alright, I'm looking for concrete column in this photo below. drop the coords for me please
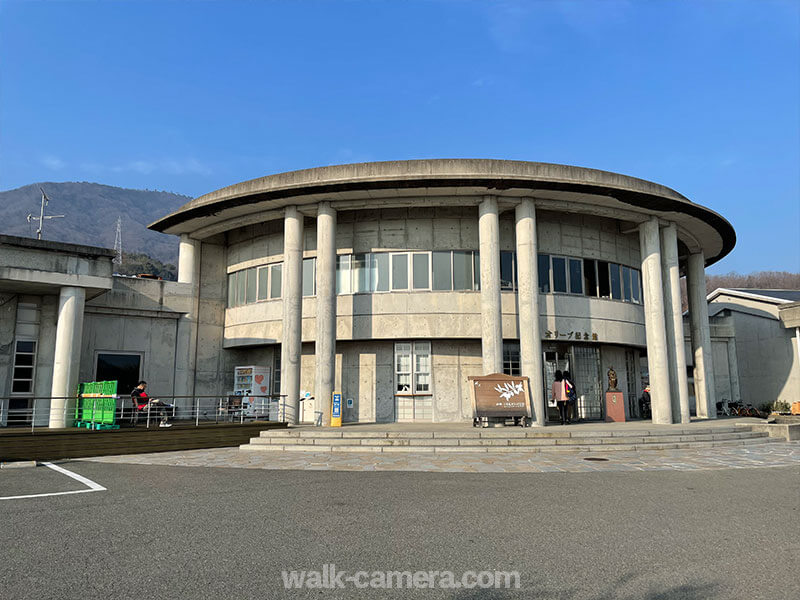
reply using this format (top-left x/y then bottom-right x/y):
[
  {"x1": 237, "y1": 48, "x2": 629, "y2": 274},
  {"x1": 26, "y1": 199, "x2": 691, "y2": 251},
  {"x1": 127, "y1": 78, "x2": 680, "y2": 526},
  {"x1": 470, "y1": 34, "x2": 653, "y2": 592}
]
[
  {"x1": 315, "y1": 202, "x2": 337, "y2": 426},
  {"x1": 49, "y1": 286, "x2": 86, "y2": 428},
  {"x1": 687, "y1": 251, "x2": 716, "y2": 418},
  {"x1": 727, "y1": 337, "x2": 741, "y2": 405},
  {"x1": 178, "y1": 234, "x2": 201, "y2": 284},
  {"x1": 478, "y1": 196, "x2": 503, "y2": 374},
  {"x1": 638, "y1": 217, "x2": 673, "y2": 425},
  {"x1": 660, "y1": 223, "x2": 690, "y2": 423},
  {"x1": 515, "y1": 199, "x2": 545, "y2": 426},
  {"x1": 280, "y1": 206, "x2": 304, "y2": 424}
]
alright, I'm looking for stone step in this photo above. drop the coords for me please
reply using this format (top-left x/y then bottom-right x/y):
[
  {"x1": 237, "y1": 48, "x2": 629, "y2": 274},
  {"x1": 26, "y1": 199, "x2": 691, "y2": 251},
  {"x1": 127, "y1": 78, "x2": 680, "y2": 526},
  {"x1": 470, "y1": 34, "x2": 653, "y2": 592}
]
[
  {"x1": 240, "y1": 436, "x2": 778, "y2": 454},
  {"x1": 258, "y1": 425, "x2": 747, "y2": 440},
  {"x1": 250, "y1": 430, "x2": 765, "y2": 447}
]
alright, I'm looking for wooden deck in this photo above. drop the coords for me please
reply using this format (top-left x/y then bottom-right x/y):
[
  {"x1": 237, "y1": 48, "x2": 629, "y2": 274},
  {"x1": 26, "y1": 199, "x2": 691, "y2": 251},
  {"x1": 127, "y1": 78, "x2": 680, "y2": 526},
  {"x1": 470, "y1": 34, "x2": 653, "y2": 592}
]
[{"x1": 0, "y1": 421, "x2": 287, "y2": 462}]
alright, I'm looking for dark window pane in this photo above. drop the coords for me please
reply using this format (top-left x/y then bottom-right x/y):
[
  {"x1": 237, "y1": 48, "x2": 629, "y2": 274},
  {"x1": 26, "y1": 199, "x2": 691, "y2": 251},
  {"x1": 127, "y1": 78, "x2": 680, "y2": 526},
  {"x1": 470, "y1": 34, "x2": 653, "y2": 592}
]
[
  {"x1": 13, "y1": 367, "x2": 33, "y2": 380},
  {"x1": 372, "y1": 253, "x2": 389, "y2": 292},
  {"x1": 391, "y1": 254, "x2": 408, "y2": 290},
  {"x1": 12, "y1": 380, "x2": 31, "y2": 393},
  {"x1": 14, "y1": 353, "x2": 34, "y2": 366},
  {"x1": 610, "y1": 263, "x2": 622, "y2": 300},
  {"x1": 236, "y1": 270, "x2": 246, "y2": 306},
  {"x1": 631, "y1": 270, "x2": 641, "y2": 304},
  {"x1": 500, "y1": 252, "x2": 514, "y2": 290},
  {"x1": 552, "y1": 257, "x2": 567, "y2": 293},
  {"x1": 432, "y1": 251, "x2": 452, "y2": 291},
  {"x1": 583, "y1": 259, "x2": 597, "y2": 297},
  {"x1": 452, "y1": 251, "x2": 473, "y2": 290},
  {"x1": 412, "y1": 253, "x2": 429, "y2": 289},
  {"x1": 598, "y1": 261, "x2": 611, "y2": 298},
  {"x1": 622, "y1": 266, "x2": 632, "y2": 302},
  {"x1": 227, "y1": 274, "x2": 235, "y2": 307},
  {"x1": 257, "y1": 267, "x2": 268, "y2": 301},
  {"x1": 246, "y1": 268, "x2": 257, "y2": 304},
  {"x1": 96, "y1": 353, "x2": 141, "y2": 396},
  {"x1": 568, "y1": 259, "x2": 583, "y2": 294},
  {"x1": 270, "y1": 264, "x2": 282, "y2": 298},
  {"x1": 16, "y1": 341, "x2": 35, "y2": 353},
  {"x1": 538, "y1": 254, "x2": 550, "y2": 293},
  {"x1": 473, "y1": 252, "x2": 481, "y2": 290}
]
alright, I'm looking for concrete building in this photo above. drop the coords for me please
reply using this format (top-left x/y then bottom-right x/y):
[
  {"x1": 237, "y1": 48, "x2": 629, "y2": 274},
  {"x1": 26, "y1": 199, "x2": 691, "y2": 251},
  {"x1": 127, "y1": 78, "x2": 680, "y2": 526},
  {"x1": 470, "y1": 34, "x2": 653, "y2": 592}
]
[
  {"x1": 1, "y1": 160, "x2": 741, "y2": 426},
  {"x1": 694, "y1": 288, "x2": 800, "y2": 410}
]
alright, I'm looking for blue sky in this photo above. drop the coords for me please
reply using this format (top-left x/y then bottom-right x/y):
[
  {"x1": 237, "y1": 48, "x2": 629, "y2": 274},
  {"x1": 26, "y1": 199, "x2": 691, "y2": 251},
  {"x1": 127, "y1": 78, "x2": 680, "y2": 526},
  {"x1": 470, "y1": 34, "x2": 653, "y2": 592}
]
[{"x1": 1, "y1": 0, "x2": 798, "y2": 274}]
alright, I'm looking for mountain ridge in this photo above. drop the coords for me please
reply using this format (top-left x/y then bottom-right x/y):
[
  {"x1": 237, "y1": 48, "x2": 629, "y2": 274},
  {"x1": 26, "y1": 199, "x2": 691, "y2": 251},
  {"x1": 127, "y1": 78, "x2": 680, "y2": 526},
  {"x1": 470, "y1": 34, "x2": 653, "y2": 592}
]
[{"x1": 0, "y1": 181, "x2": 191, "y2": 263}]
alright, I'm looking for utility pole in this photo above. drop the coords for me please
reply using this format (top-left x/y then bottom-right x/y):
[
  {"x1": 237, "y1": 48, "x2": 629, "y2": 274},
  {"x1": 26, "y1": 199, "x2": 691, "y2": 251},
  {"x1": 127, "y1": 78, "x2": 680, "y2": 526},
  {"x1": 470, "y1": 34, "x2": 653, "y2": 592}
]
[
  {"x1": 113, "y1": 216, "x2": 123, "y2": 265},
  {"x1": 26, "y1": 187, "x2": 64, "y2": 240}
]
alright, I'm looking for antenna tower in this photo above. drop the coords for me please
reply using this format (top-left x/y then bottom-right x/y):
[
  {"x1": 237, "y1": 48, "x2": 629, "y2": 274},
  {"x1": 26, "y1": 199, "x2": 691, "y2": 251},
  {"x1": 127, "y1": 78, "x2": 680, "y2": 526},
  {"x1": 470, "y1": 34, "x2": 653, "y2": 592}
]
[
  {"x1": 113, "y1": 217, "x2": 123, "y2": 265},
  {"x1": 26, "y1": 187, "x2": 65, "y2": 240}
]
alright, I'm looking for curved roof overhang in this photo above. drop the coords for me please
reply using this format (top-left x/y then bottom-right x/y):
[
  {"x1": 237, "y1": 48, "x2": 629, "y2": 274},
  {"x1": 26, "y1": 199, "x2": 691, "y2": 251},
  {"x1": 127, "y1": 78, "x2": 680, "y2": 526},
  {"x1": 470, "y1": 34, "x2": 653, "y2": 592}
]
[{"x1": 149, "y1": 159, "x2": 735, "y2": 266}]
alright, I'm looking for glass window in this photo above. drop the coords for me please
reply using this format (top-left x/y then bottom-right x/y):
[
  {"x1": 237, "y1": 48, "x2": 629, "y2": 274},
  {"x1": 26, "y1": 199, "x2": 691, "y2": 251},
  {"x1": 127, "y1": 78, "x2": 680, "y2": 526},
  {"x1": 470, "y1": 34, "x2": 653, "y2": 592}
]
[
  {"x1": 227, "y1": 273, "x2": 236, "y2": 307},
  {"x1": 631, "y1": 269, "x2": 641, "y2": 304},
  {"x1": 336, "y1": 255, "x2": 351, "y2": 294},
  {"x1": 598, "y1": 261, "x2": 611, "y2": 298},
  {"x1": 302, "y1": 258, "x2": 315, "y2": 296},
  {"x1": 391, "y1": 253, "x2": 408, "y2": 290},
  {"x1": 473, "y1": 252, "x2": 481, "y2": 290},
  {"x1": 245, "y1": 268, "x2": 257, "y2": 304},
  {"x1": 257, "y1": 267, "x2": 269, "y2": 301},
  {"x1": 568, "y1": 259, "x2": 583, "y2": 295},
  {"x1": 552, "y1": 257, "x2": 567, "y2": 293},
  {"x1": 432, "y1": 251, "x2": 452, "y2": 291},
  {"x1": 610, "y1": 263, "x2": 622, "y2": 300},
  {"x1": 96, "y1": 352, "x2": 141, "y2": 397},
  {"x1": 236, "y1": 270, "x2": 246, "y2": 306},
  {"x1": 414, "y1": 341, "x2": 431, "y2": 393},
  {"x1": 500, "y1": 251, "x2": 514, "y2": 290},
  {"x1": 11, "y1": 340, "x2": 36, "y2": 394},
  {"x1": 352, "y1": 254, "x2": 368, "y2": 293},
  {"x1": 503, "y1": 342, "x2": 521, "y2": 376},
  {"x1": 538, "y1": 254, "x2": 550, "y2": 293},
  {"x1": 371, "y1": 253, "x2": 390, "y2": 292},
  {"x1": 412, "y1": 253, "x2": 429, "y2": 289},
  {"x1": 270, "y1": 264, "x2": 282, "y2": 299},
  {"x1": 395, "y1": 343, "x2": 412, "y2": 393},
  {"x1": 452, "y1": 251, "x2": 474, "y2": 290},
  {"x1": 583, "y1": 259, "x2": 597, "y2": 297},
  {"x1": 622, "y1": 266, "x2": 632, "y2": 302}
]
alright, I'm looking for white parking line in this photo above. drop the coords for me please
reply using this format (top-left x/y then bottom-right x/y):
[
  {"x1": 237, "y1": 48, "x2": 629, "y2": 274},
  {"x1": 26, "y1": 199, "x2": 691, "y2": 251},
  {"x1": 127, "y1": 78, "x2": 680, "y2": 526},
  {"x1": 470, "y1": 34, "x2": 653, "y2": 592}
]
[{"x1": 0, "y1": 462, "x2": 107, "y2": 501}]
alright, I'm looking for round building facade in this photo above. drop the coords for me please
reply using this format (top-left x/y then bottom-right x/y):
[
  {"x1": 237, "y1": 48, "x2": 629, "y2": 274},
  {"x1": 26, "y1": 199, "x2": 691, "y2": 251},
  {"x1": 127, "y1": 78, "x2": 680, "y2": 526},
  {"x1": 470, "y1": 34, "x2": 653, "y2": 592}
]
[{"x1": 151, "y1": 160, "x2": 735, "y2": 426}]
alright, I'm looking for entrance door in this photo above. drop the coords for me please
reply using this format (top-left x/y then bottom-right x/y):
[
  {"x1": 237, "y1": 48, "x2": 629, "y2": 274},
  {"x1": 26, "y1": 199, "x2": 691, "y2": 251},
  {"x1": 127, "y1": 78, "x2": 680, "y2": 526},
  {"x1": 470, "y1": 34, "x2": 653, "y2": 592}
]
[
  {"x1": 572, "y1": 345, "x2": 603, "y2": 420},
  {"x1": 543, "y1": 349, "x2": 570, "y2": 423},
  {"x1": 394, "y1": 342, "x2": 433, "y2": 422}
]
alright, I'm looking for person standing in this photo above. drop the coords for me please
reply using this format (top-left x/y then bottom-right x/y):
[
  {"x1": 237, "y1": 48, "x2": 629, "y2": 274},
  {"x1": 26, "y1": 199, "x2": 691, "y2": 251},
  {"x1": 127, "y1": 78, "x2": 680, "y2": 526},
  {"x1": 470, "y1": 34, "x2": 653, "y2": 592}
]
[
  {"x1": 551, "y1": 370, "x2": 569, "y2": 425},
  {"x1": 131, "y1": 380, "x2": 172, "y2": 427},
  {"x1": 563, "y1": 370, "x2": 577, "y2": 424}
]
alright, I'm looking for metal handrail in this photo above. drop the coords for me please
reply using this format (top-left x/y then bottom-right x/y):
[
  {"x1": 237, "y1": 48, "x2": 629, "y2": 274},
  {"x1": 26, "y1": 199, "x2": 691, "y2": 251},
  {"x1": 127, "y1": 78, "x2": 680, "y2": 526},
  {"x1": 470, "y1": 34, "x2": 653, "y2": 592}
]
[{"x1": 0, "y1": 394, "x2": 292, "y2": 432}]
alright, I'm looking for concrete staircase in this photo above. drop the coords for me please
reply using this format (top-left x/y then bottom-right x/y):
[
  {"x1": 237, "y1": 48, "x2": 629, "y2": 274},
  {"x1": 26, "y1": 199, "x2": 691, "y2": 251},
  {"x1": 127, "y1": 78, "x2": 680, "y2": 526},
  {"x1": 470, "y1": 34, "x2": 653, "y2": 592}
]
[{"x1": 240, "y1": 425, "x2": 775, "y2": 454}]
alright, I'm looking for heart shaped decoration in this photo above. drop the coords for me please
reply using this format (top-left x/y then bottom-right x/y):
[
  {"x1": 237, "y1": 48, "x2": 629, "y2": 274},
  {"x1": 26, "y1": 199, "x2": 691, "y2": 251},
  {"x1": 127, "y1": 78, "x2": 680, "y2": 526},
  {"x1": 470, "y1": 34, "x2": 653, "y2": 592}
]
[
  {"x1": 260, "y1": 386, "x2": 267, "y2": 393},
  {"x1": 254, "y1": 375, "x2": 264, "y2": 384}
]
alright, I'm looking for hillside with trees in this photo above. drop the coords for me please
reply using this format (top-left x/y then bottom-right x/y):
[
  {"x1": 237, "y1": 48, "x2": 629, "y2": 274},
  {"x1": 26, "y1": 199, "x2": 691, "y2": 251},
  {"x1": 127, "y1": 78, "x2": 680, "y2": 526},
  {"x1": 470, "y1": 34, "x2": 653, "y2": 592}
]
[{"x1": 0, "y1": 181, "x2": 189, "y2": 264}]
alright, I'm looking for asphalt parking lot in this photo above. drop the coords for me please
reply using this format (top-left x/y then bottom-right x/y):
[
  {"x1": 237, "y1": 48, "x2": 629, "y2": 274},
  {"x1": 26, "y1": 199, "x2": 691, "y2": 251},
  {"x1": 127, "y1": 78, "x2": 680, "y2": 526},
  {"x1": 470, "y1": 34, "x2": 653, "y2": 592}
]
[{"x1": 1, "y1": 461, "x2": 798, "y2": 599}]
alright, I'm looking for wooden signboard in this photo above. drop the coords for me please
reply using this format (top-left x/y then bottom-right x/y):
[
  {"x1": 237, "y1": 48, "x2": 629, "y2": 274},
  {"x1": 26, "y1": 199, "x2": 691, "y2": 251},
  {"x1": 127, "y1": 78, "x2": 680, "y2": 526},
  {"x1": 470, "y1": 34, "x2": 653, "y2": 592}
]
[{"x1": 468, "y1": 373, "x2": 533, "y2": 419}]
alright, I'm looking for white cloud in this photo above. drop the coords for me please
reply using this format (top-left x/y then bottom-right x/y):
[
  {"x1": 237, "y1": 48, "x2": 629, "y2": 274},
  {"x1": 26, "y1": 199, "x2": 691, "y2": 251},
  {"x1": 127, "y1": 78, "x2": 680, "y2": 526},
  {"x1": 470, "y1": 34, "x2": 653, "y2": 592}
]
[
  {"x1": 80, "y1": 158, "x2": 212, "y2": 177},
  {"x1": 41, "y1": 155, "x2": 65, "y2": 170}
]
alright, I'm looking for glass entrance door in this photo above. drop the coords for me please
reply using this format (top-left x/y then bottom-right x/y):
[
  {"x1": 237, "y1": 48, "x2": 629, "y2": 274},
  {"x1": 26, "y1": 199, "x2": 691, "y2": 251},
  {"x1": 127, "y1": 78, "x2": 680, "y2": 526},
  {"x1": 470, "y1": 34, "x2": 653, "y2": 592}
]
[
  {"x1": 394, "y1": 342, "x2": 433, "y2": 422},
  {"x1": 572, "y1": 345, "x2": 603, "y2": 420},
  {"x1": 543, "y1": 349, "x2": 570, "y2": 423}
]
